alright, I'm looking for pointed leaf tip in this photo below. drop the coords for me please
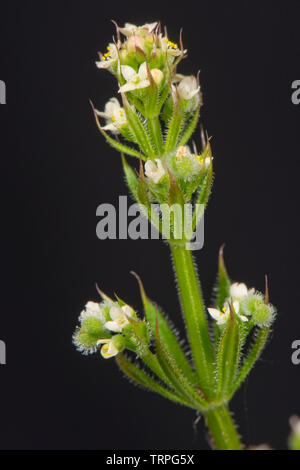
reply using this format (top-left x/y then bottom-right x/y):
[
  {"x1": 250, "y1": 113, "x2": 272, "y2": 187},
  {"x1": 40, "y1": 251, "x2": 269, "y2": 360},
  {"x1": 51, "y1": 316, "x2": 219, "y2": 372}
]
[{"x1": 264, "y1": 275, "x2": 269, "y2": 305}]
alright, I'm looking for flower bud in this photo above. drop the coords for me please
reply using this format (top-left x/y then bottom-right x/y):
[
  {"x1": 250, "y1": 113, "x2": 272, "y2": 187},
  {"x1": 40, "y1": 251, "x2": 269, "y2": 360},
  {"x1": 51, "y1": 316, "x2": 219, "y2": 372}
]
[
  {"x1": 241, "y1": 293, "x2": 276, "y2": 327},
  {"x1": 177, "y1": 76, "x2": 200, "y2": 112},
  {"x1": 127, "y1": 35, "x2": 146, "y2": 54},
  {"x1": 150, "y1": 68, "x2": 164, "y2": 86},
  {"x1": 145, "y1": 159, "x2": 166, "y2": 184}
]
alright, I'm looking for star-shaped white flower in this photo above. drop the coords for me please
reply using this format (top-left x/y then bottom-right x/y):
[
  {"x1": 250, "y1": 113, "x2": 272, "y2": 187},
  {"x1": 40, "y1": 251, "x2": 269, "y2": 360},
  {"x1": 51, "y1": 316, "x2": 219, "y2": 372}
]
[
  {"x1": 104, "y1": 305, "x2": 133, "y2": 333},
  {"x1": 208, "y1": 300, "x2": 248, "y2": 325},
  {"x1": 95, "y1": 98, "x2": 127, "y2": 134},
  {"x1": 97, "y1": 338, "x2": 120, "y2": 358},
  {"x1": 119, "y1": 62, "x2": 151, "y2": 93},
  {"x1": 144, "y1": 159, "x2": 166, "y2": 184},
  {"x1": 96, "y1": 43, "x2": 119, "y2": 70}
]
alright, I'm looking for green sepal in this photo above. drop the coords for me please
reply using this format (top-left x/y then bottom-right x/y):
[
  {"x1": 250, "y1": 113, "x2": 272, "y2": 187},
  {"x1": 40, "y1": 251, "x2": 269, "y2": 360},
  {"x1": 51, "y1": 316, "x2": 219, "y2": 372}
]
[
  {"x1": 132, "y1": 272, "x2": 198, "y2": 387},
  {"x1": 116, "y1": 353, "x2": 195, "y2": 409}
]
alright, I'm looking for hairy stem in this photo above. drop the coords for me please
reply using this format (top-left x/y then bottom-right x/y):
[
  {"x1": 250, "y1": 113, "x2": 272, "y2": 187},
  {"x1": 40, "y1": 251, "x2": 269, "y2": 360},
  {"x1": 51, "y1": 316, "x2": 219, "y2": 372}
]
[
  {"x1": 205, "y1": 405, "x2": 243, "y2": 450},
  {"x1": 170, "y1": 243, "x2": 214, "y2": 396}
]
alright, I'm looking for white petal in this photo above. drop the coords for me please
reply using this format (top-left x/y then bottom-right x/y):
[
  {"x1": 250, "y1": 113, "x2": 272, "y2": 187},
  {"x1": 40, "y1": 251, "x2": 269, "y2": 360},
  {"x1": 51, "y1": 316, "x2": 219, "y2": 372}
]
[
  {"x1": 207, "y1": 308, "x2": 222, "y2": 321},
  {"x1": 104, "y1": 320, "x2": 122, "y2": 333},
  {"x1": 230, "y1": 282, "x2": 248, "y2": 299},
  {"x1": 109, "y1": 306, "x2": 122, "y2": 321},
  {"x1": 233, "y1": 300, "x2": 240, "y2": 314},
  {"x1": 95, "y1": 59, "x2": 114, "y2": 69},
  {"x1": 138, "y1": 62, "x2": 148, "y2": 80},
  {"x1": 119, "y1": 82, "x2": 138, "y2": 93},
  {"x1": 238, "y1": 314, "x2": 249, "y2": 322},
  {"x1": 122, "y1": 305, "x2": 133, "y2": 318},
  {"x1": 121, "y1": 65, "x2": 137, "y2": 82}
]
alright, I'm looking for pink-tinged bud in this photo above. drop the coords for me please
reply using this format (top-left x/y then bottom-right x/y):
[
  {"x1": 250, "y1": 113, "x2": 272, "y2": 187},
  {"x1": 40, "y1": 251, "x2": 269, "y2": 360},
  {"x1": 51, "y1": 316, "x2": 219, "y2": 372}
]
[
  {"x1": 127, "y1": 35, "x2": 146, "y2": 54},
  {"x1": 177, "y1": 76, "x2": 199, "y2": 100},
  {"x1": 150, "y1": 69, "x2": 164, "y2": 86}
]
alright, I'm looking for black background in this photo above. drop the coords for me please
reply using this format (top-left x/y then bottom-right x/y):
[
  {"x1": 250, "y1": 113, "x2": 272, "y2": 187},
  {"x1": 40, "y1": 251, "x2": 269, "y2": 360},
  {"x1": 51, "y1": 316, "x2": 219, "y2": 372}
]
[{"x1": 0, "y1": 0, "x2": 299, "y2": 450}]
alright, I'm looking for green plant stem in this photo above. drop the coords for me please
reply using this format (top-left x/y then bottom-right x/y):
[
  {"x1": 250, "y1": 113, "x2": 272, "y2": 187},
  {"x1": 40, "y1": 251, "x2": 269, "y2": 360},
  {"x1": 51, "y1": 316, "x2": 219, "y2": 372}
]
[
  {"x1": 170, "y1": 243, "x2": 214, "y2": 396},
  {"x1": 205, "y1": 405, "x2": 243, "y2": 450}
]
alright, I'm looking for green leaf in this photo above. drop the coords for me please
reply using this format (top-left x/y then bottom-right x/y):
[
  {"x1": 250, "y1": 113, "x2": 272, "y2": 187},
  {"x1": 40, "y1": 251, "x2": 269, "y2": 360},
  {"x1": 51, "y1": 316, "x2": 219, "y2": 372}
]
[
  {"x1": 154, "y1": 316, "x2": 208, "y2": 411},
  {"x1": 229, "y1": 326, "x2": 270, "y2": 398},
  {"x1": 132, "y1": 272, "x2": 198, "y2": 387},
  {"x1": 146, "y1": 116, "x2": 164, "y2": 155},
  {"x1": 122, "y1": 94, "x2": 155, "y2": 157},
  {"x1": 215, "y1": 245, "x2": 231, "y2": 310},
  {"x1": 177, "y1": 106, "x2": 200, "y2": 147},
  {"x1": 164, "y1": 95, "x2": 183, "y2": 154},
  {"x1": 192, "y1": 146, "x2": 213, "y2": 231},
  {"x1": 121, "y1": 155, "x2": 138, "y2": 198},
  {"x1": 214, "y1": 312, "x2": 242, "y2": 399},
  {"x1": 116, "y1": 353, "x2": 194, "y2": 408}
]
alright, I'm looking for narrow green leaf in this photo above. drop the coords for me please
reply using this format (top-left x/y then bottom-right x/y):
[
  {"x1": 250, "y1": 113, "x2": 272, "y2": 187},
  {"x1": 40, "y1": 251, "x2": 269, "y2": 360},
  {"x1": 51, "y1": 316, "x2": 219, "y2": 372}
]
[
  {"x1": 229, "y1": 326, "x2": 270, "y2": 398},
  {"x1": 132, "y1": 272, "x2": 198, "y2": 386},
  {"x1": 116, "y1": 353, "x2": 194, "y2": 408},
  {"x1": 164, "y1": 95, "x2": 183, "y2": 154},
  {"x1": 121, "y1": 155, "x2": 138, "y2": 198},
  {"x1": 214, "y1": 313, "x2": 241, "y2": 399},
  {"x1": 215, "y1": 244, "x2": 231, "y2": 310},
  {"x1": 122, "y1": 94, "x2": 155, "y2": 157},
  {"x1": 177, "y1": 106, "x2": 200, "y2": 147},
  {"x1": 146, "y1": 117, "x2": 164, "y2": 155},
  {"x1": 155, "y1": 316, "x2": 209, "y2": 411}
]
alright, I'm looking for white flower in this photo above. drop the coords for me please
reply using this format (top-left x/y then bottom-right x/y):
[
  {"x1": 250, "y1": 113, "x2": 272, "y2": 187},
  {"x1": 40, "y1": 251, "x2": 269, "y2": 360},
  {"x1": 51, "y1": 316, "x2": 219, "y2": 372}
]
[
  {"x1": 177, "y1": 76, "x2": 200, "y2": 100},
  {"x1": 95, "y1": 98, "x2": 127, "y2": 134},
  {"x1": 104, "y1": 305, "x2": 133, "y2": 333},
  {"x1": 208, "y1": 300, "x2": 248, "y2": 326},
  {"x1": 119, "y1": 62, "x2": 163, "y2": 93},
  {"x1": 160, "y1": 36, "x2": 185, "y2": 58},
  {"x1": 97, "y1": 338, "x2": 120, "y2": 358},
  {"x1": 79, "y1": 301, "x2": 105, "y2": 324},
  {"x1": 145, "y1": 159, "x2": 166, "y2": 184},
  {"x1": 230, "y1": 282, "x2": 249, "y2": 300},
  {"x1": 96, "y1": 43, "x2": 119, "y2": 70},
  {"x1": 119, "y1": 22, "x2": 158, "y2": 37}
]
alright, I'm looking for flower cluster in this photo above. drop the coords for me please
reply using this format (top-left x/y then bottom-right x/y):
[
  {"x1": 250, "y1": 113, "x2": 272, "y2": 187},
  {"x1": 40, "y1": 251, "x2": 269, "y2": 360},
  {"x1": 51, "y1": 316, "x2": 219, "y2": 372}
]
[
  {"x1": 208, "y1": 282, "x2": 276, "y2": 328},
  {"x1": 73, "y1": 297, "x2": 149, "y2": 359},
  {"x1": 92, "y1": 21, "x2": 210, "y2": 213}
]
